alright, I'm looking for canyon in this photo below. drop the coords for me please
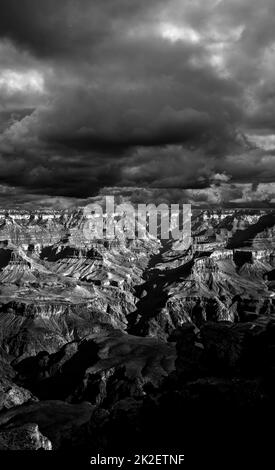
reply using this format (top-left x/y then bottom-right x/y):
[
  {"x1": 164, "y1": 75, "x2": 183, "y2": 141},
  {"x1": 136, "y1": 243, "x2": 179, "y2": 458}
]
[{"x1": 0, "y1": 207, "x2": 274, "y2": 459}]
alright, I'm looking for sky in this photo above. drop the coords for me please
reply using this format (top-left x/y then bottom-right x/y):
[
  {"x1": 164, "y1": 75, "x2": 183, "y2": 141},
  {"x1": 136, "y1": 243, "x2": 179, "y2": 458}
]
[{"x1": 0, "y1": 0, "x2": 275, "y2": 208}]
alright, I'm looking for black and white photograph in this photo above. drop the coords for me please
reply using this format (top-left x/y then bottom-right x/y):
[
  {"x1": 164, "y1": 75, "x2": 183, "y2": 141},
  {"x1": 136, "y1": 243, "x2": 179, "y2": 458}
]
[{"x1": 0, "y1": 0, "x2": 275, "y2": 466}]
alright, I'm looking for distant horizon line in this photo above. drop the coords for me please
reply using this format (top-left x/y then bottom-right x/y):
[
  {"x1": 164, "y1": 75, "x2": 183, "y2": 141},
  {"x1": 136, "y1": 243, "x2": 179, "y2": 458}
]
[{"x1": 0, "y1": 205, "x2": 274, "y2": 212}]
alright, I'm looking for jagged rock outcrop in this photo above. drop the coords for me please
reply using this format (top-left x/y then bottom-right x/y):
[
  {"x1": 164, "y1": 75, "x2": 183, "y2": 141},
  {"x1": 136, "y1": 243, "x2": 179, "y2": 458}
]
[
  {"x1": 0, "y1": 423, "x2": 52, "y2": 450},
  {"x1": 13, "y1": 331, "x2": 176, "y2": 406},
  {"x1": 0, "y1": 378, "x2": 37, "y2": 412},
  {"x1": 0, "y1": 400, "x2": 94, "y2": 449}
]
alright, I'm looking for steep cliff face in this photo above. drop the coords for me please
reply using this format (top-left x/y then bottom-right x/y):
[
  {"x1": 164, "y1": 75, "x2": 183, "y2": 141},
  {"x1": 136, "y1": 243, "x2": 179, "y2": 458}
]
[
  {"x1": 0, "y1": 423, "x2": 52, "y2": 450},
  {"x1": 227, "y1": 213, "x2": 275, "y2": 250},
  {"x1": 130, "y1": 243, "x2": 274, "y2": 338},
  {"x1": 0, "y1": 208, "x2": 274, "y2": 347},
  {"x1": 0, "y1": 210, "x2": 161, "y2": 360},
  {"x1": 0, "y1": 214, "x2": 65, "y2": 246},
  {"x1": 0, "y1": 295, "x2": 140, "y2": 359}
]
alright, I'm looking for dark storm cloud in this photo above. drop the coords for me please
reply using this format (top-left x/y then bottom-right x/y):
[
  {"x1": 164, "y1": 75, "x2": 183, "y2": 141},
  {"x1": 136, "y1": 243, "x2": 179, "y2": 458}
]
[
  {"x1": 0, "y1": 0, "x2": 274, "y2": 206},
  {"x1": 0, "y1": 0, "x2": 166, "y2": 58}
]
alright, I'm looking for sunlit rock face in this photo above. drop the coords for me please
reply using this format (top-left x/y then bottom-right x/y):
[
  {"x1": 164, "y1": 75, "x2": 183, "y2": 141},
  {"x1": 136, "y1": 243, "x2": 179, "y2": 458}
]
[
  {"x1": 0, "y1": 423, "x2": 52, "y2": 450},
  {"x1": 127, "y1": 209, "x2": 275, "y2": 338},
  {"x1": 0, "y1": 377, "x2": 38, "y2": 412},
  {"x1": 0, "y1": 208, "x2": 274, "y2": 452},
  {"x1": 0, "y1": 209, "x2": 160, "y2": 360},
  {"x1": 0, "y1": 207, "x2": 274, "y2": 349}
]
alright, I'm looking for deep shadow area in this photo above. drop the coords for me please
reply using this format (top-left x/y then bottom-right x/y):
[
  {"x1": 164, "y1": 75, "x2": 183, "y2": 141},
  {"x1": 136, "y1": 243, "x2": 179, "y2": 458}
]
[
  {"x1": 0, "y1": 249, "x2": 12, "y2": 270},
  {"x1": 233, "y1": 250, "x2": 253, "y2": 268}
]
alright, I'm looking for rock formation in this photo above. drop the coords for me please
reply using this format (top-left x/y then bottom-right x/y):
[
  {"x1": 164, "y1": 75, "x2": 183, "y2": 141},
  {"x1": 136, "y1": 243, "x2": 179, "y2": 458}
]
[{"x1": 0, "y1": 207, "x2": 274, "y2": 456}]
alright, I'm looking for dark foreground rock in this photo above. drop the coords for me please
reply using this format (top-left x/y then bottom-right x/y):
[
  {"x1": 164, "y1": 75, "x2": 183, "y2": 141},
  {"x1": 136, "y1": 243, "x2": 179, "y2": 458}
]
[
  {"x1": 0, "y1": 378, "x2": 37, "y2": 412},
  {"x1": 0, "y1": 423, "x2": 52, "y2": 450},
  {"x1": 14, "y1": 331, "x2": 176, "y2": 406},
  {"x1": 0, "y1": 400, "x2": 94, "y2": 449},
  {"x1": 1, "y1": 318, "x2": 275, "y2": 456}
]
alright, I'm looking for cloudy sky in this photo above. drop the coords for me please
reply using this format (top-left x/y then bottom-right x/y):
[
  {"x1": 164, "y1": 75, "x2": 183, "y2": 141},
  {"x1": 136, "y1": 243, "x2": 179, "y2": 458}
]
[{"x1": 0, "y1": 0, "x2": 275, "y2": 208}]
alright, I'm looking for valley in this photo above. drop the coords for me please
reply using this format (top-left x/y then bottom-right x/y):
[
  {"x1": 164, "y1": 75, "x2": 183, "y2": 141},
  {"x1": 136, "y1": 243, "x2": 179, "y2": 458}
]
[{"x1": 0, "y1": 207, "x2": 274, "y2": 455}]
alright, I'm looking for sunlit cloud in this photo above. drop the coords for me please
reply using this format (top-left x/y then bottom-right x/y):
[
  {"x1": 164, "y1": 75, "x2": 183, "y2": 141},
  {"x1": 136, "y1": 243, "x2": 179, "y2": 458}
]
[
  {"x1": 246, "y1": 133, "x2": 275, "y2": 151},
  {"x1": 0, "y1": 69, "x2": 44, "y2": 94},
  {"x1": 159, "y1": 23, "x2": 201, "y2": 44}
]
